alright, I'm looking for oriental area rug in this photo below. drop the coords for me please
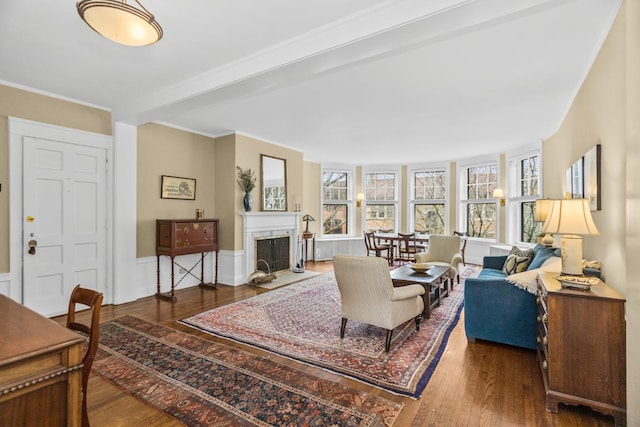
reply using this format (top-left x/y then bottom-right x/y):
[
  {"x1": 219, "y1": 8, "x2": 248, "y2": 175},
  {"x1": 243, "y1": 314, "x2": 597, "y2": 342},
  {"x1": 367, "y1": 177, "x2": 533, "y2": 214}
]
[
  {"x1": 180, "y1": 265, "x2": 480, "y2": 398},
  {"x1": 94, "y1": 316, "x2": 402, "y2": 426}
]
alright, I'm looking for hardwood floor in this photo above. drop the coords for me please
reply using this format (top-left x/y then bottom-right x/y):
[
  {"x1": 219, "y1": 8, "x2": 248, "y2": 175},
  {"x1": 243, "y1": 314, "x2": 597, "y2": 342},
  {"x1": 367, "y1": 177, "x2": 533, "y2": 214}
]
[{"x1": 53, "y1": 261, "x2": 616, "y2": 426}]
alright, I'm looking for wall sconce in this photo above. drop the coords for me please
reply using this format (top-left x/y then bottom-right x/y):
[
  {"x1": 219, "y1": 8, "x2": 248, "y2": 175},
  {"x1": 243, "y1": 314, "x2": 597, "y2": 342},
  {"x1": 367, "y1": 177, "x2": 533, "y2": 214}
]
[
  {"x1": 356, "y1": 193, "x2": 365, "y2": 207},
  {"x1": 493, "y1": 188, "x2": 505, "y2": 206}
]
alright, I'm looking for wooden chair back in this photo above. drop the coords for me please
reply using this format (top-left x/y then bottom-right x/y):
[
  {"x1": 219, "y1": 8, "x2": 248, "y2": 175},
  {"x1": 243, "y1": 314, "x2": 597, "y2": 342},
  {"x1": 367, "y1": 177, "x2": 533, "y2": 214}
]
[
  {"x1": 67, "y1": 285, "x2": 103, "y2": 427},
  {"x1": 453, "y1": 231, "x2": 468, "y2": 265}
]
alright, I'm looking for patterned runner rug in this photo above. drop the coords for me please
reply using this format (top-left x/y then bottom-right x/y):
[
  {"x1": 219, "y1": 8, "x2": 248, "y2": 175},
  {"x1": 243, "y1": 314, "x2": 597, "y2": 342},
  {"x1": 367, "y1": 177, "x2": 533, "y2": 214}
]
[
  {"x1": 95, "y1": 316, "x2": 403, "y2": 426},
  {"x1": 181, "y1": 265, "x2": 480, "y2": 398}
]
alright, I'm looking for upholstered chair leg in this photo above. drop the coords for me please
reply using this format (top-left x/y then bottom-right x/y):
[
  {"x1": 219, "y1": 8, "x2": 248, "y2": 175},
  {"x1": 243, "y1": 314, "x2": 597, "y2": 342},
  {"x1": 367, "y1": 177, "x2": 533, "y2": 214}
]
[
  {"x1": 415, "y1": 315, "x2": 421, "y2": 331},
  {"x1": 340, "y1": 318, "x2": 347, "y2": 338},
  {"x1": 385, "y1": 329, "x2": 393, "y2": 352}
]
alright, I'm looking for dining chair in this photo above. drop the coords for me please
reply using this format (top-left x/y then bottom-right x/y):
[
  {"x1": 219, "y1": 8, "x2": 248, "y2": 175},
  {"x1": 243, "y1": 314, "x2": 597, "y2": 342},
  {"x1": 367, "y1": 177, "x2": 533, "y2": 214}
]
[
  {"x1": 67, "y1": 285, "x2": 103, "y2": 427},
  {"x1": 453, "y1": 231, "x2": 469, "y2": 265},
  {"x1": 364, "y1": 231, "x2": 393, "y2": 265},
  {"x1": 398, "y1": 233, "x2": 425, "y2": 264}
]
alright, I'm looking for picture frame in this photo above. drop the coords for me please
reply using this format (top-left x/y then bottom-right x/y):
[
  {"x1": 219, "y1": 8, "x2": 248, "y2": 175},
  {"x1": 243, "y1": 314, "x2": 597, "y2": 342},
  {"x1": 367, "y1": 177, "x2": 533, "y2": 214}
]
[
  {"x1": 583, "y1": 144, "x2": 601, "y2": 211},
  {"x1": 566, "y1": 158, "x2": 584, "y2": 199},
  {"x1": 161, "y1": 175, "x2": 196, "y2": 200}
]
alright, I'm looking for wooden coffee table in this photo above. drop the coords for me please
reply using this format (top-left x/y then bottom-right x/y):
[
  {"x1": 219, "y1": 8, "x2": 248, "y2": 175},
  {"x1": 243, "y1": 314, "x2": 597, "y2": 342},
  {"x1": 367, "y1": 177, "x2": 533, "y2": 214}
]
[{"x1": 390, "y1": 265, "x2": 451, "y2": 319}]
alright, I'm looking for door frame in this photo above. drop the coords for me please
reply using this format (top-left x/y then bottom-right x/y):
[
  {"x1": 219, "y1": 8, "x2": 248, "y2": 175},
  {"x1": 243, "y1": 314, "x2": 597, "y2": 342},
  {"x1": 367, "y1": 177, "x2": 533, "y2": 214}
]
[{"x1": 9, "y1": 117, "x2": 114, "y2": 304}]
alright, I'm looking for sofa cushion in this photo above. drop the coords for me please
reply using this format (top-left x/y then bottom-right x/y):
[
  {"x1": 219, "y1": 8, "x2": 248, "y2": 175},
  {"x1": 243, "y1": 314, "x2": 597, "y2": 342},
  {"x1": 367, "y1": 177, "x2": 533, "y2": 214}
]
[
  {"x1": 502, "y1": 254, "x2": 531, "y2": 275},
  {"x1": 528, "y1": 245, "x2": 557, "y2": 270},
  {"x1": 511, "y1": 246, "x2": 535, "y2": 260},
  {"x1": 477, "y1": 268, "x2": 507, "y2": 280}
]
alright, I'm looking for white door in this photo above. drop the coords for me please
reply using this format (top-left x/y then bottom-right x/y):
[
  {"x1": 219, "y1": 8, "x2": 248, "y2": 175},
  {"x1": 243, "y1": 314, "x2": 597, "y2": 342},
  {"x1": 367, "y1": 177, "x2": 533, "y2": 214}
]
[{"x1": 22, "y1": 136, "x2": 107, "y2": 317}]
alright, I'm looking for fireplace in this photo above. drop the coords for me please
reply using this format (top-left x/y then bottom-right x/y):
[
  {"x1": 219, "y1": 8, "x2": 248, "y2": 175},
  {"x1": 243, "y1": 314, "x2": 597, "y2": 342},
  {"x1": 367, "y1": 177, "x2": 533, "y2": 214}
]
[
  {"x1": 255, "y1": 236, "x2": 290, "y2": 273},
  {"x1": 240, "y1": 212, "x2": 302, "y2": 281}
]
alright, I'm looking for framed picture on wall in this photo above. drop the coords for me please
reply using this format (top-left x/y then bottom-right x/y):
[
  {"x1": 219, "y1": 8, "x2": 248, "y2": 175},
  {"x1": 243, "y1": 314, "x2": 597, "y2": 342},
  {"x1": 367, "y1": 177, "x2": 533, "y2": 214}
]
[
  {"x1": 161, "y1": 175, "x2": 196, "y2": 200},
  {"x1": 583, "y1": 144, "x2": 601, "y2": 211},
  {"x1": 566, "y1": 158, "x2": 584, "y2": 199}
]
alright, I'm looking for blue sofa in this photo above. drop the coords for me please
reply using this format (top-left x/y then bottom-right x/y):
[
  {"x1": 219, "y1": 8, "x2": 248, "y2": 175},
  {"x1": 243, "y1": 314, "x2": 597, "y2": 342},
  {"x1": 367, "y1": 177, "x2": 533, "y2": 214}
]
[{"x1": 464, "y1": 255, "x2": 538, "y2": 350}]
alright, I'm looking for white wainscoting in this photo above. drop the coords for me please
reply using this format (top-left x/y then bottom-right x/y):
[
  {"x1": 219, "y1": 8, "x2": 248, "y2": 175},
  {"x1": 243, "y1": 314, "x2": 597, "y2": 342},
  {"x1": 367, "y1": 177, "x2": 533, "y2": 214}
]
[
  {"x1": 315, "y1": 237, "x2": 366, "y2": 261},
  {"x1": 0, "y1": 273, "x2": 11, "y2": 299}
]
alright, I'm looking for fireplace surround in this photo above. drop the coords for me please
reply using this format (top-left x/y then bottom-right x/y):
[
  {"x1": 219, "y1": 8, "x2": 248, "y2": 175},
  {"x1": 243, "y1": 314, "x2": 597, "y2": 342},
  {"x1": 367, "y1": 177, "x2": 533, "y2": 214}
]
[{"x1": 240, "y1": 212, "x2": 302, "y2": 282}]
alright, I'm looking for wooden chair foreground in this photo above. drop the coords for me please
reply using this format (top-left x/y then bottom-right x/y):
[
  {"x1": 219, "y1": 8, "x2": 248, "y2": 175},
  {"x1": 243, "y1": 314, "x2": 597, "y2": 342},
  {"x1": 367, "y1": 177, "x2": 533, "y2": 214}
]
[{"x1": 67, "y1": 285, "x2": 103, "y2": 427}]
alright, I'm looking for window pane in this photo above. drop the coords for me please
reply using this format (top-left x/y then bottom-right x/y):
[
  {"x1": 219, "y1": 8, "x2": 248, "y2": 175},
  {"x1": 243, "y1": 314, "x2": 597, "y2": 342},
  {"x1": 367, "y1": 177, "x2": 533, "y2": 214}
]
[
  {"x1": 323, "y1": 204, "x2": 348, "y2": 234},
  {"x1": 365, "y1": 204, "x2": 395, "y2": 231},
  {"x1": 466, "y1": 203, "x2": 496, "y2": 238},
  {"x1": 467, "y1": 164, "x2": 497, "y2": 200},
  {"x1": 521, "y1": 201, "x2": 540, "y2": 243},
  {"x1": 519, "y1": 156, "x2": 539, "y2": 197},
  {"x1": 414, "y1": 204, "x2": 445, "y2": 234},
  {"x1": 322, "y1": 172, "x2": 347, "y2": 201},
  {"x1": 365, "y1": 173, "x2": 395, "y2": 201},
  {"x1": 414, "y1": 170, "x2": 446, "y2": 200}
]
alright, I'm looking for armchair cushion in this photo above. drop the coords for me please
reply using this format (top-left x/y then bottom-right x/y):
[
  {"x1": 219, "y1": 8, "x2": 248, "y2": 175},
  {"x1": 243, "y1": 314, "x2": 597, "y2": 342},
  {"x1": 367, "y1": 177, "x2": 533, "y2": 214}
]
[{"x1": 414, "y1": 235, "x2": 462, "y2": 281}]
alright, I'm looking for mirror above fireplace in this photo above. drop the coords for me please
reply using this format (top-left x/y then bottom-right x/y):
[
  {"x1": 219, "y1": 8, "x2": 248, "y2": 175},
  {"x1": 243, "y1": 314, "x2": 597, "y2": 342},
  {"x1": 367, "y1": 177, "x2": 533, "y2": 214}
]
[{"x1": 261, "y1": 155, "x2": 287, "y2": 211}]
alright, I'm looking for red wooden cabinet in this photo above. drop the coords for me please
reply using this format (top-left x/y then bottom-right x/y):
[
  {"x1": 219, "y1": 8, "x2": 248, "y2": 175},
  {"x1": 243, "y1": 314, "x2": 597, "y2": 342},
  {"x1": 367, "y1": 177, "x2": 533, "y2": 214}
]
[{"x1": 156, "y1": 219, "x2": 219, "y2": 300}]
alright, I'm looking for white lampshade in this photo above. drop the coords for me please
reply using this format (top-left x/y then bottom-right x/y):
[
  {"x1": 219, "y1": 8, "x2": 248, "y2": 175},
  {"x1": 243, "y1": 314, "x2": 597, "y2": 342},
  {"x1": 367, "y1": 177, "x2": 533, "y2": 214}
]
[
  {"x1": 535, "y1": 198, "x2": 554, "y2": 246},
  {"x1": 541, "y1": 199, "x2": 599, "y2": 275},
  {"x1": 541, "y1": 199, "x2": 599, "y2": 236},
  {"x1": 534, "y1": 199, "x2": 553, "y2": 222},
  {"x1": 492, "y1": 188, "x2": 505, "y2": 198},
  {"x1": 77, "y1": 0, "x2": 163, "y2": 47}
]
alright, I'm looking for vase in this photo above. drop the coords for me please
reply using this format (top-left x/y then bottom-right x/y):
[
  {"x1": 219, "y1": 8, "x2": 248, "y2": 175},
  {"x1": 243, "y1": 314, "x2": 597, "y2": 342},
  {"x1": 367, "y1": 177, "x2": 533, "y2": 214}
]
[{"x1": 243, "y1": 192, "x2": 253, "y2": 212}]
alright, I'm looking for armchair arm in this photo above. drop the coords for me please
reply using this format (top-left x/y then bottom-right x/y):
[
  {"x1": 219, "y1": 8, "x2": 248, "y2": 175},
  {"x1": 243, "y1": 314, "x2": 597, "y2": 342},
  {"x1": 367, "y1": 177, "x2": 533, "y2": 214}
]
[
  {"x1": 483, "y1": 256, "x2": 507, "y2": 270},
  {"x1": 450, "y1": 252, "x2": 463, "y2": 267},
  {"x1": 391, "y1": 284, "x2": 425, "y2": 301}
]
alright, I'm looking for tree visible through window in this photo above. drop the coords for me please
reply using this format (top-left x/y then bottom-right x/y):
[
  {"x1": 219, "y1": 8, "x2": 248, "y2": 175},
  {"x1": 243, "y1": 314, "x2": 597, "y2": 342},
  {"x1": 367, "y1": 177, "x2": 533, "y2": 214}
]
[
  {"x1": 465, "y1": 164, "x2": 497, "y2": 238},
  {"x1": 322, "y1": 171, "x2": 348, "y2": 235},
  {"x1": 519, "y1": 155, "x2": 540, "y2": 243},
  {"x1": 413, "y1": 170, "x2": 445, "y2": 234}
]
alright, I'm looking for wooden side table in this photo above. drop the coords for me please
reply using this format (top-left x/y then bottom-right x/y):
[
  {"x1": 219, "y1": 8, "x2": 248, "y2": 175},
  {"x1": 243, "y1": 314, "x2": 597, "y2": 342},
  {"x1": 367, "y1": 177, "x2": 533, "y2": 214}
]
[{"x1": 302, "y1": 232, "x2": 315, "y2": 262}]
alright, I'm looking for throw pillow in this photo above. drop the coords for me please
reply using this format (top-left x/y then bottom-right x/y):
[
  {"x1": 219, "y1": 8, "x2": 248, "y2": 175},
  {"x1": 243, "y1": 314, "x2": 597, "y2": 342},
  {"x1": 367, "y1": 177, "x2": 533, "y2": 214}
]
[
  {"x1": 527, "y1": 245, "x2": 558, "y2": 270},
  {"x1": 502, "y1": 254, "x2": 531, "y2": 275},
  {"x1": 510, "y1": 246, "x2": 535, "y2": 260}
]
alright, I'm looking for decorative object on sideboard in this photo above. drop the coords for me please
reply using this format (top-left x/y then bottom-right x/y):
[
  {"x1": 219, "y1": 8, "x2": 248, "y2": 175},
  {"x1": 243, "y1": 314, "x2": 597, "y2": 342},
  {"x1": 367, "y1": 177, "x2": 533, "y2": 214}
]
[
  {"x1": 161, "y1": 175, "x2": 196, "y2": 200},
  {"x1": 493, "y1": 188, "x2": 505, "y2": 206},
  {"x1": 195, "y1": 208, "x2": 204, "y2": 220},
  {"x1": 534, "y1": 198, "x2": 554, "y2": 246},
  {"x1": 77, "y1": 0, "x2": 163, "y2": 46},
  {"x1": 236, "y1": 166, "x2": 256, "y2": 212},
  {"x1": 541, "y1": 198, "x2": 599, "y2": 277}
]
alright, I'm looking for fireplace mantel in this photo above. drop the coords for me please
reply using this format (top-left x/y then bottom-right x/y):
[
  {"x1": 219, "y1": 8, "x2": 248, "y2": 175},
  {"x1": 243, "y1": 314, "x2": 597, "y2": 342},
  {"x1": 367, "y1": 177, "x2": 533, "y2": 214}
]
[{"x1": 240, "y1": 212, "x2": 303, "y2": 280}]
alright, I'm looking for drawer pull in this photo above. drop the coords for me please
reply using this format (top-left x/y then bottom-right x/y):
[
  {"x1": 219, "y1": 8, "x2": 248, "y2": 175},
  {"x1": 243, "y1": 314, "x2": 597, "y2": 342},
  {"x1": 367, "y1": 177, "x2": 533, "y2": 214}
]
[{"x1": 542, "y1": 360, "x2": 548, "y2": 370}]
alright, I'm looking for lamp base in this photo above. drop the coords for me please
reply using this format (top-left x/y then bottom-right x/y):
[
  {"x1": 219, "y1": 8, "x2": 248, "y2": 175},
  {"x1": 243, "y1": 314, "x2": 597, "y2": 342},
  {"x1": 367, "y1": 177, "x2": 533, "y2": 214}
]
[
  {"x1": 560, "y1": 235, "x2": 583, "y2": 276},
  {"x1": 541, "y1": 233, "x2": 554, "y2": 246}
]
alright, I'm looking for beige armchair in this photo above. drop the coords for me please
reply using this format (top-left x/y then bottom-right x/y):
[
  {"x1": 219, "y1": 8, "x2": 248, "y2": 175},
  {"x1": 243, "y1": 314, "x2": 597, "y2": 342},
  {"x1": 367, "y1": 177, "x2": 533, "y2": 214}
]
[
  {"x1": 415, "y1": 234, "x2": 463, "y2": 284},
  {"x1": 333, "y1": 255, "x2": 425, "y2": 352}
]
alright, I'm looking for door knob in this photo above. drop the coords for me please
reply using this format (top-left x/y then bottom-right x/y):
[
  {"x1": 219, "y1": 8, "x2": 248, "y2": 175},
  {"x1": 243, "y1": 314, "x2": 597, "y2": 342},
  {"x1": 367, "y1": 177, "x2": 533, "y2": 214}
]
[{"x1": 28, "y1": 239, "x2": 37, "y2": 255}]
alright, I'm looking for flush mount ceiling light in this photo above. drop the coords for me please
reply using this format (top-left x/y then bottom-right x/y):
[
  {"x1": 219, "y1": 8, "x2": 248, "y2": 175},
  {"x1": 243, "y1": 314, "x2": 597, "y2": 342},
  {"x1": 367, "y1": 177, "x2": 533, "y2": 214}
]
[{"x1": 77, "y1": 0, "x2": 163, "y2": 46}]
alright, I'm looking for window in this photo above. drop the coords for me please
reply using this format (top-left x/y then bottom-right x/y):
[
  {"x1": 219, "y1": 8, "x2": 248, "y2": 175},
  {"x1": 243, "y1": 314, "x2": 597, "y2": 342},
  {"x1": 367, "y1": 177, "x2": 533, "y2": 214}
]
[
  {"x1": 321, "y1": 170, "x2": 350, "y2": 235},
  {"x1": 509, "y1": 153, "x2": 541, "y2": 243},
  {"x1": 364, "y1": 172, "x2": 398, "y2": 232},
  {"x1": 411, "y1": 169, "x2": 446, "y2": 234},
  {"x1": 462, "y1": 163, "x2": 497, "y2": 238}
]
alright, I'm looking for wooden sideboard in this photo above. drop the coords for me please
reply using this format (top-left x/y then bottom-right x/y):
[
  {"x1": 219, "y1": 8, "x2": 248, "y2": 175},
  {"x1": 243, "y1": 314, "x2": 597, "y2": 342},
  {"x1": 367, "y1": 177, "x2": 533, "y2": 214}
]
[
  {"x1": 536, "y1": 272, "x2": 626, "y2": 426},
  {"x1": 156, "y1": 219, "x2": 219, "y2": 301},
  {"x1": 0, "y1": 294, "x2": 84, "y2": 426}
]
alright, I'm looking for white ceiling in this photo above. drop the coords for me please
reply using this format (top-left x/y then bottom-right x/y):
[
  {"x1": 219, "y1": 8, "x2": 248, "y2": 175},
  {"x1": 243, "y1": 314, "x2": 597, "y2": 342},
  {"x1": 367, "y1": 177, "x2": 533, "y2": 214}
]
[{"x1": 0, "y1": 0, "x2": 621, "y2": 164}]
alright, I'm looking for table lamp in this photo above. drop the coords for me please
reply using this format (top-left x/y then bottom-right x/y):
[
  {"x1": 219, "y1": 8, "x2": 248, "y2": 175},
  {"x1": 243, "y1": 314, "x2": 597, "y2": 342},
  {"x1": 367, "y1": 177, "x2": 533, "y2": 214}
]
[
  {"x1": 302, "y1": 214, "x2": 315, "y2": 235},
  {"x1": 534, "y1": 198, "x2": 554, "y2": 246},
  {"x1": 541, "y1": 198, "x2": 599, "y2": 275}
]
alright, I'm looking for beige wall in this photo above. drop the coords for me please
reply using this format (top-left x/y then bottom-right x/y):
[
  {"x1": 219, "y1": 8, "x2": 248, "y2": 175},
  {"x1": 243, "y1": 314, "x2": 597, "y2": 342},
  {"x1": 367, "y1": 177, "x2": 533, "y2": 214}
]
[
  {"x1": 0, "y1": 84, "x2": 112, "y2": 273},
  {"x1": 136, "y1": 123, "x2": 217, "y2": 257},
  {"x1": 543, "y1": 2, "x2": 638, "y2": 423},
  {"x1": 302, "y1": 161, "x2": 321, "y2": 235}
]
